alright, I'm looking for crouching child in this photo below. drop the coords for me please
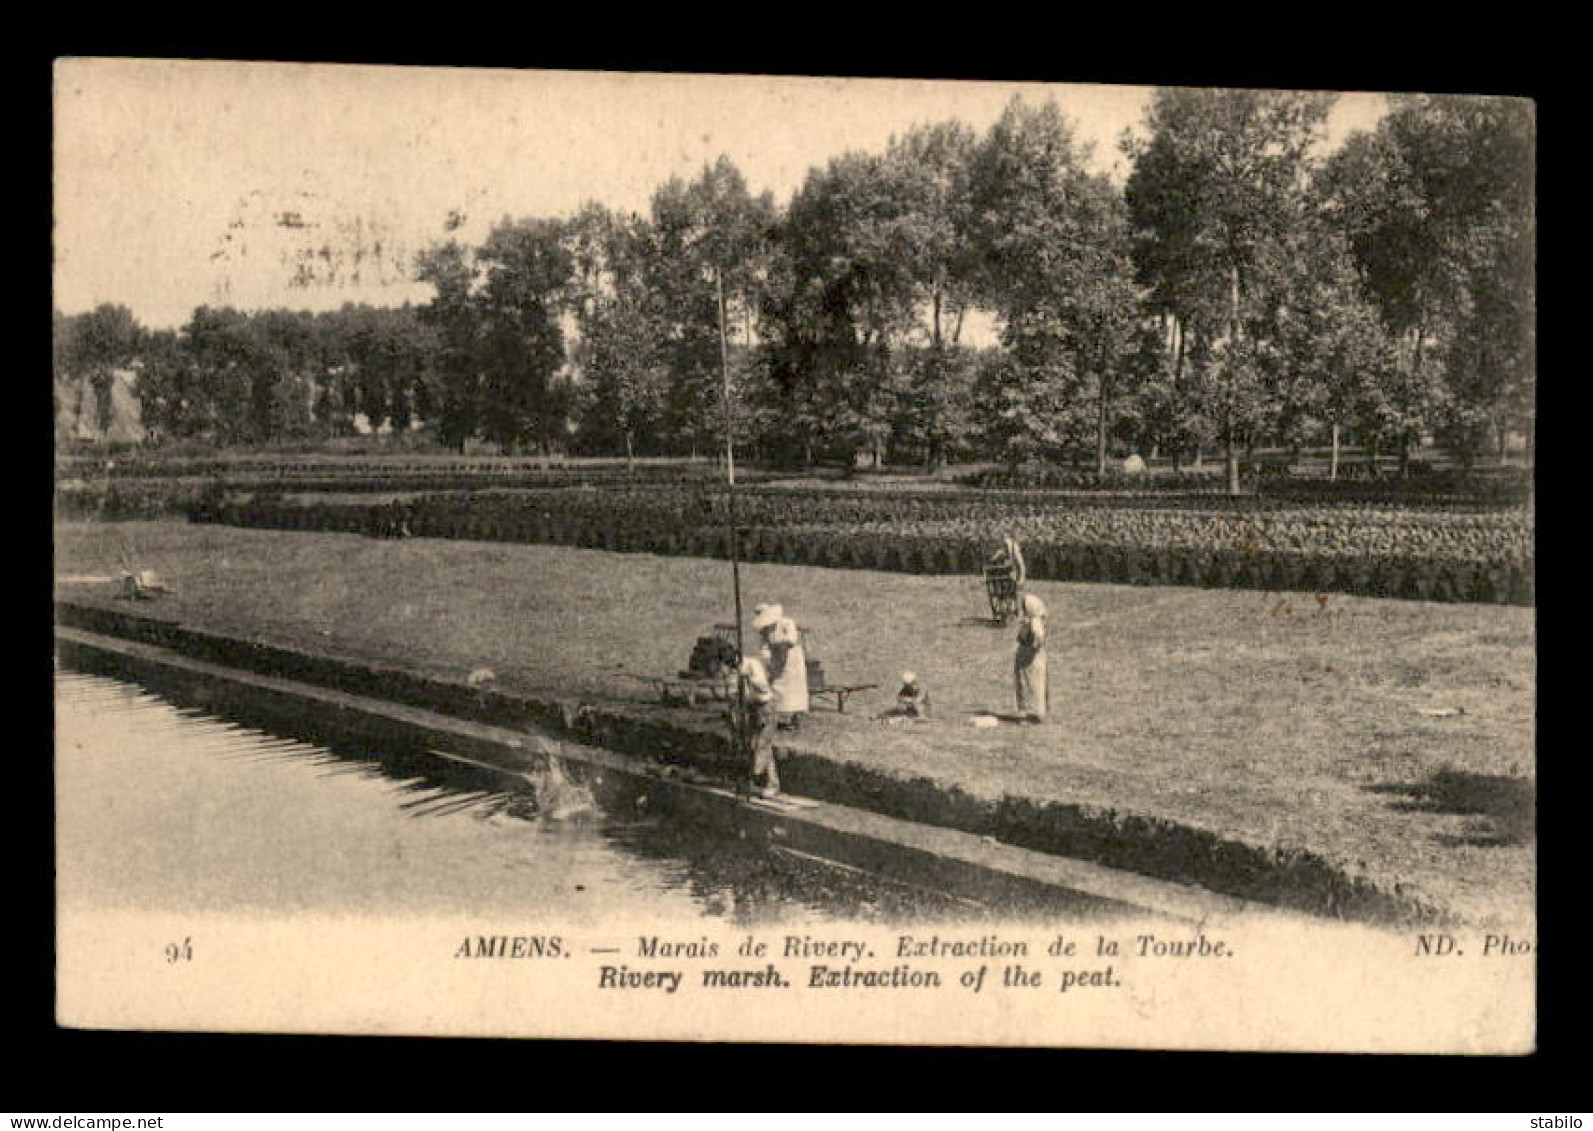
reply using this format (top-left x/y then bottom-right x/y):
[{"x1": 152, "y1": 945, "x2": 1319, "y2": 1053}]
[
  {"x1": 896, "y1": 671, "x2": 931, "y2": 718},
  {"x1": 878, "y1": 671, "x2": 931, "y2": 722}
]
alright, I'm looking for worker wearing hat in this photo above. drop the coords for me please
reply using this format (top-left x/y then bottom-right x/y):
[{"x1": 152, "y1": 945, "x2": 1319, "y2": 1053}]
[{"x1": 752, "y1": 602, "x2": 809, "y2": 730}]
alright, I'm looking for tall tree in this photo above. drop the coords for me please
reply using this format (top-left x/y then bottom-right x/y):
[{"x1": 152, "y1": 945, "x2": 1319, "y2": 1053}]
[
  {"x1": 323, "y1": 304, "x2": 432, "y2": 436},
  {"x1": 751, "y1": 234, "x2": 843, "y2": 467},
  {"x1": 646, "y1": 157, "x2": 775, "y2": 458},
  {"x1": 177, "y1": 306, "x2": 262, "y2": 444},
  {"x1": 969, "y1": 97, "x2": 1142, "y2": 470},
  {"x1": 565, "y1": 203, "x2": 669, "y2": 462},
  {"x1": 130, "y1": 327, "x2": 190, "y2": 442},
  {"x1": 773, "y1": 149, "x2": 924, "y2": 464},
  {"x1": 883, "y1": 122, "x2": 983, "y2": 468},
  {"x1": 415, "y1": 239, "x2": 483, "y2": 452},
  {"x1": 250, "y1": 309, "x2": 326, "y2": 440},
  {"x1": 1266, "y1": 220, "x2": 1410, "y2": 476},
  {"x1": 55, "y1": 303, "x2": 145, "y2": 438},
  {"x1": 473, "y1": 217, "x2": 574, "y2": 453},
  {"x1": 1322, "y1": 94, "x2": 1534, "y2": 467},
  {"x1": 1125, "y1": 87, "x2": 1335, "y2": 491}
]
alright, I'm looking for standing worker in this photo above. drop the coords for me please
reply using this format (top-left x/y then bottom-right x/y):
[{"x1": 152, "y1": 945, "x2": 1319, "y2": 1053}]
[
  {"x1": 1014, "y1": 593, "x2": 1048, "y2": 724},
  {"x1": 737, "y1": 650, "x2": 780, "y2": 797},
  {"x1": 753, "y1": 603, "x2": 809, "y2": 730}
]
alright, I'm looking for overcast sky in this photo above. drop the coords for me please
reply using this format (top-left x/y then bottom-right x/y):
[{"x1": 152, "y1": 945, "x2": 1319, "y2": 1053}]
[{"x1": 54, "y1": 59, "x2": 1389, "y2": 330}]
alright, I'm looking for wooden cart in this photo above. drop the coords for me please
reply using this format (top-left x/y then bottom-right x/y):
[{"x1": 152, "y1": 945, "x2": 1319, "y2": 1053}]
[
  {"x1": 795, "y1": 626, "x2": 876, "y2": 713},
  {"x1": 807, "y1": 678, "x2": 879, "y2": 714},
  {"x1": 985, "y1": 566, "x2": 1020, "y2": 624},
  {"x1": 983, "y1": 538, "x2": 1026, "y2": 624}
]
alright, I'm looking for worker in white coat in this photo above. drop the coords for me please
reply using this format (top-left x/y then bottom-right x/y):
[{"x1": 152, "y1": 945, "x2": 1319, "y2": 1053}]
[
  {"x1": 1014, "y1": 592, "x2": 1049, "y2": 723},
  {"x1": 752, "y1": 602, "x2": 809, "y2": 728}
]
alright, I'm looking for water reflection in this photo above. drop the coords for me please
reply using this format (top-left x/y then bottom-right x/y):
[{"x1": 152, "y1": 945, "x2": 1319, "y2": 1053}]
[{"x1": 56, "y1": 671, "x2": 992, "y2": 925}]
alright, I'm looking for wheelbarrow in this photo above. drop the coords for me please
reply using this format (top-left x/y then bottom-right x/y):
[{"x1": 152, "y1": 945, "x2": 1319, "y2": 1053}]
[{"x1": 985, "y1": 565, "x2": 1020, "y2": 624}]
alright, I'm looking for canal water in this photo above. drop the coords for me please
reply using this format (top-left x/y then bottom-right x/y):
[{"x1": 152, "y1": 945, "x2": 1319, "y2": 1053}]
[{"x1": 56, "y1": 670, "x2": 990, "y2": 927}]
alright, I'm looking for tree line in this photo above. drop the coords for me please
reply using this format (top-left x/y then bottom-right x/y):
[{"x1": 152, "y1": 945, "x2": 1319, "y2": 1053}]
[
  {"x1": 54, "y1": 301, "x2": 438, "y2": 447},
  {"x1": 54, "y1": 90, "x2": 1533, "y2": 488}
]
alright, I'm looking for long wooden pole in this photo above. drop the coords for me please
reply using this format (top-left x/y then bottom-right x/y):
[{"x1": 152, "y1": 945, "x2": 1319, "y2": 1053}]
[
  {"x1": 717, "y1": 265, "x2": 749, "y2": 777},
  {"x1": 717, "y1": 265, "x2": 745, "y2": 662}
]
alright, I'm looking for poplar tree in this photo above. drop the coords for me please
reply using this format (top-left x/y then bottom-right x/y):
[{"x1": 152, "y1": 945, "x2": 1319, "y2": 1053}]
[
  {"x1": 1322, "y1": 94, "x2": 1534, "y2": 468},
  {"x1": 1125, "y1": 87, "x2": 1335, "y2": 492},
  {"x1": 969, "y1": 97, "x2": 1141, "y2": 470}
]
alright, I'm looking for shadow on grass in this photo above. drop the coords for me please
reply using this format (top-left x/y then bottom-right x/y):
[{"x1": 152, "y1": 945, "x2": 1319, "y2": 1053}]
[{"x1": 1367, "y1": 768, "x2": 1535, "y2": 846}]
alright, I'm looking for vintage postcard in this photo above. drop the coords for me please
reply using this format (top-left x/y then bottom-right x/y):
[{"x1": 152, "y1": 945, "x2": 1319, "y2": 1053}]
[{"x1": 52, "y1": 58, "x2": 1535, "y2": 1050}]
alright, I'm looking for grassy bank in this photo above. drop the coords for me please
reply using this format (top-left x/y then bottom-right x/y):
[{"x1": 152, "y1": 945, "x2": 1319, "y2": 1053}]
[{"x1": 54, "y1": 520, "x2": 1535, "y2": 923}]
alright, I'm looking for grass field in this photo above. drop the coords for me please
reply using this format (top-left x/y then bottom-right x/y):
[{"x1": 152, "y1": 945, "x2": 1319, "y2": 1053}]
[{"x1": 54, "y1": 519, "x2": 1536, "y2": 922}]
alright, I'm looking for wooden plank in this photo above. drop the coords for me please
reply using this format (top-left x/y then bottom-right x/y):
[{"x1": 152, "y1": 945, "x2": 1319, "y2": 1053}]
[{"x1": 810, "y1": 682, "x2": 879, "y2": 713}]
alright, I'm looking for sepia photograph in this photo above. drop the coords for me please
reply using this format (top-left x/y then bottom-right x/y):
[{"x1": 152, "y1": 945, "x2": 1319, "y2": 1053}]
[{"x1": 51, "y1": 58, "x2": 1535, "y2": 1051}]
